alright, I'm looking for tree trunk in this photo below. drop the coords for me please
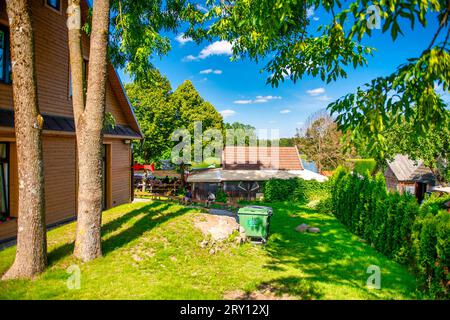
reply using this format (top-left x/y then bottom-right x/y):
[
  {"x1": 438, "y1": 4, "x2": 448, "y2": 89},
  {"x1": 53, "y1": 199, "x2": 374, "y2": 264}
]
[
  {"x1": 68, "y1": 0, "x2": 110, "y2": 262},
  {"x1": 2, "y1": 0, "x2": 47, "y2": 280}
]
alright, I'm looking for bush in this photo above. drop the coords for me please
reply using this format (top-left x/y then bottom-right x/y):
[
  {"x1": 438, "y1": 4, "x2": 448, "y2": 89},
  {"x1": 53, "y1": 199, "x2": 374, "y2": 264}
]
[
  {"x1": 346, "y1": 158, "x2": 377, "y2": 175},
  {"x1": 413, "y1": 210, "x2": 450, "y2": 298},
  {"x1": 215, "y1": 189, "x2": 228, "y2": 203},
  {"x1": 316, "y1": 196, "x2": 333, "y2": 214},
  {"x1": 330, "y1": 167, "x2": 449, "y2": 298},
  {"x1": 264, "y1": 178, "x2": 330, "y2": 203}
]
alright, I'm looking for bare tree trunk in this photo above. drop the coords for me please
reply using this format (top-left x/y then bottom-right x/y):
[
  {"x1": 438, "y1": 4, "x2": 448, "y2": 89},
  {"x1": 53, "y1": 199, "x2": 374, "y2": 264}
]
[
  {"x1": 2, "y1": 0, "x2": 47, "y2": 280},
  {"x1": 68, "y1": 0, "x2": 110, "y2": 262}
]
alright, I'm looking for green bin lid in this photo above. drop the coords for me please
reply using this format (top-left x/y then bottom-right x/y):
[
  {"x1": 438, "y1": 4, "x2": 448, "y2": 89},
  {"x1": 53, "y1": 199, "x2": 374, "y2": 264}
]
[{"x1": 238, "y1": 206, "x2": 272, "y2": 215}]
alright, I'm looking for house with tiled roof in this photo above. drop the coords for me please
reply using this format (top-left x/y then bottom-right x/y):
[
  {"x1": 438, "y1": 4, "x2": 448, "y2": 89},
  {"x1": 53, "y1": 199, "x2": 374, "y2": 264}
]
[
  {"x1": 187, "y1": 146, "x2": 327, "y2": 200},
  {"x1": 384, "y1": 154, "x2": 436, "y2": 202}
]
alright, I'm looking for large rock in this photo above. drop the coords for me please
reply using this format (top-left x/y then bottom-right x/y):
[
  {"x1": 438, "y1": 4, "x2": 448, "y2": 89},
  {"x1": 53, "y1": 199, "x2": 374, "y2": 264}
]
[
  {"x1": 308, "y1": 227, "x2": 320, "y2": 233},
  {"x1": 194, "y1": 214, "x2": 240, "y2": 241},
  {"x1": 295, "y1": 223, "x2": 309, "y2": 233}
]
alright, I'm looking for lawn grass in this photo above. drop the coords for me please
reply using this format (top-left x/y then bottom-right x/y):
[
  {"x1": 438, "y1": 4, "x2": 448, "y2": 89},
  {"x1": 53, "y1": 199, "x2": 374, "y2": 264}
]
[{"x1": 0, "y1": 201, "x2": 420, "y2": 299}]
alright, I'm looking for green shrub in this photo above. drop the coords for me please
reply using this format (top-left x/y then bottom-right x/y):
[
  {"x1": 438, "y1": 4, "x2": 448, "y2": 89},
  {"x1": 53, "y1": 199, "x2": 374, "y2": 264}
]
[
  {"x1": 316, "y1": 196, "x2": 333, "y2": 214},
  {"x1": 264, "y1": 178, "x2": 330, "y2": 203},
  {"x1": 346, "y1": 158, "x2": 377, "y2": 175},
  {"x1": 413, "y1": 210, "x2": 450, "y2": 298},
  {"x1": 215, "y1": 189, "x2": 228, "y2": 202},
  {"x1": 330, "y1": 169, "x2": 449, "y2": 298}
]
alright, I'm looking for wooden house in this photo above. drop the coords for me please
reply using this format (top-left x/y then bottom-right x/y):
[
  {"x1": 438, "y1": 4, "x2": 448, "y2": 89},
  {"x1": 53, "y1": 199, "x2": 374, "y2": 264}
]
[{"x1": 0, "y1": 0, "x2": 142, "y2": 242}]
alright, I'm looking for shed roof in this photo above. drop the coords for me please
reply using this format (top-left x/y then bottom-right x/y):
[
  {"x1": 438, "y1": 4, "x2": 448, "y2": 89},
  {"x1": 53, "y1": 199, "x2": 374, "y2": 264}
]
[
  {"x1": 387, "y1": 154, "x2": 435, "y2": 182},
  {"x1": 222, "y1": 146, "x2": 303, "y2": 170}
]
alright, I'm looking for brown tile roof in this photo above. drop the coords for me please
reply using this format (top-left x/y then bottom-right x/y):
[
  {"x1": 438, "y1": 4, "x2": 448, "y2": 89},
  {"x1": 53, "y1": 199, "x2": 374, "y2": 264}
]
[{"x1": 222, "y1": 146, "x2": 303, "y2": 170}]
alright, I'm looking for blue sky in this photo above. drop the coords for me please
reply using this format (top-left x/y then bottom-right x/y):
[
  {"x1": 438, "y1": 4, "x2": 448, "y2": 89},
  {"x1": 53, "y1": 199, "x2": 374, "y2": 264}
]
[{"x1": 119, "y1": 6, "x2": 446, "y2": 138}]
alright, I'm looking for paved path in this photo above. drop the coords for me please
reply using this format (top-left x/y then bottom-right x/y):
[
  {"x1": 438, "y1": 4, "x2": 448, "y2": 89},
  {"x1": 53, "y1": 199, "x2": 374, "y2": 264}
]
[{"x1": 207, "y1": 208, "x2": 236, "y2": 218}]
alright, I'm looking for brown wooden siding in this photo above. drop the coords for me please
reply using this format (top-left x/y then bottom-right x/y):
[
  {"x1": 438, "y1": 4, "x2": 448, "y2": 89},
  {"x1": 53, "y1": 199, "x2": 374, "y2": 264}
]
[
  {"x1": 0, "y1": 0, "x2": 129, "y2": 126},
  {"x1": 0, "y1": 135, "x2": 132, "y2": 241},
  {"x1": 109, "y1": 139, "x2": 132, "y2": 207},
  {"x1": 43, "y1": 136, "x2": 77, "y2": 225}
]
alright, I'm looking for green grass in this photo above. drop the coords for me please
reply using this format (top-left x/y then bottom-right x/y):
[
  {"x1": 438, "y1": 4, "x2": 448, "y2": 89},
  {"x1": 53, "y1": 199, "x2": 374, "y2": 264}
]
[{"x1": 0, "y1": 201, "x2": 419, "y2": 299}]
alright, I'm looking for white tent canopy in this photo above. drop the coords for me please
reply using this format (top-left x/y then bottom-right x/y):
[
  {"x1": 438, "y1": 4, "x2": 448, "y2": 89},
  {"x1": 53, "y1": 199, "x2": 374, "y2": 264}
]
[{"x1": 187, "y1": 168, "x2": 328, "y2": 183}]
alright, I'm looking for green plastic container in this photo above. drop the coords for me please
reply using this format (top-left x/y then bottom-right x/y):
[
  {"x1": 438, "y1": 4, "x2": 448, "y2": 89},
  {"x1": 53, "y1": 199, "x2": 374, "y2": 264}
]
[{"x1": 237, "y1": 206, "x2": 273, "y2": 242}]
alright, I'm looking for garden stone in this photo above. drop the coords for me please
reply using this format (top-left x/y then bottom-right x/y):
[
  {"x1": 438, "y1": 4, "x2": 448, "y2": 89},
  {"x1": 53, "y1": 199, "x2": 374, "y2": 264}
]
[
  {"x1": 308, "y1": 227, "x2": 320, "y2": 233},
  {"x1": 295, "y1": 223, "x2": 309, "y2": 232}
]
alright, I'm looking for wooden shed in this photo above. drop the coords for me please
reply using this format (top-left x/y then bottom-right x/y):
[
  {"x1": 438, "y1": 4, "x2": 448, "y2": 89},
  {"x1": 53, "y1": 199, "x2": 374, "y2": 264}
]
[{"x1": 384, "y1": 154, "x2": 436, "y2": 202}]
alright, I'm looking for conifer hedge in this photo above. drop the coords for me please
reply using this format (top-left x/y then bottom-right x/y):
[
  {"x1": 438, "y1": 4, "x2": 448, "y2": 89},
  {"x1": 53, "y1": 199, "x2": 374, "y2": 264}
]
[{"x1": 330, "y1": 167, "x2": 450, "y2": 298}]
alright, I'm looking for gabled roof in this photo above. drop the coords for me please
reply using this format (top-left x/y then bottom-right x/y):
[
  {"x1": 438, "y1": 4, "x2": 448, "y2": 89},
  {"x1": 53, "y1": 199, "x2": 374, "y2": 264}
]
[
  {"x1": 387, "y1": 154, "x2": 435, "y2": 182},
  {"x1": 107, "y1": 65, "x2": 143, "y2": 138},
  {"x1": 222, "y1": 146, "x2": 304, "y2": 170}
]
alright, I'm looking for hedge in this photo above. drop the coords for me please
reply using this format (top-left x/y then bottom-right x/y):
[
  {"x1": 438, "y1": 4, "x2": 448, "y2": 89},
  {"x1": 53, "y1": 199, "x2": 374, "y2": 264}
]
[
  {"x1": 330, "y1": 166, "x2": 450, "y2": 298},
  {"x1": 345, "y1": 158, "x2": 377, "y2": 175},
  {"x1": 263, "y1": 178, "x2": 330, "y2": 203}
]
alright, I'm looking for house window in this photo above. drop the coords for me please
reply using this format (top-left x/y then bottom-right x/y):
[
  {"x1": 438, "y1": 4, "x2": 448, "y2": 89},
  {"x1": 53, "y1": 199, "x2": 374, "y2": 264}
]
[
  {"x1": 0, "y1": 25, "x2": 12, "y2": 84},
  {"x1": 46, "y1": 0, "x2": 61, "y2": 11},
  {"x1": 0, "y1": 143, "x2": 9, "y2": 218}
]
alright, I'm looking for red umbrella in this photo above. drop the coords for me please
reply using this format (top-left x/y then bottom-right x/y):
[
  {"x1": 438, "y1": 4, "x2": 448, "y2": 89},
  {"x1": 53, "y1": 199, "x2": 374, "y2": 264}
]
[{"x1": 132, "y1": 163, "x2": 155, "y2": 171}]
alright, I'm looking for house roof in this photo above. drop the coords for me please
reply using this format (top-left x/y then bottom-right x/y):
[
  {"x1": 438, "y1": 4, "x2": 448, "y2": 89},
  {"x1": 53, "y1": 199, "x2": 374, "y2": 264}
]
[
  {"x1": 387, "y1": 154, "x2": 435, "y2": 182},
  {"x1": 0, "y1": 108, "x2": 141, "y2": 139},
  {"x1": 187, "y1": 168, "x2": 327, "y2": 183},
  {"x1": 222, "y1": 146, "x2": 304, "y2": 170}
]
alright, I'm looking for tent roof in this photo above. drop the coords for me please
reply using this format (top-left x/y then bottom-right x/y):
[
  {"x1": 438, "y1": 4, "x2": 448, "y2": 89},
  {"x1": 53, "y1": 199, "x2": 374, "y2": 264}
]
[{"x1": 187, "y1": 168, "x2": 328, "y2": 183}]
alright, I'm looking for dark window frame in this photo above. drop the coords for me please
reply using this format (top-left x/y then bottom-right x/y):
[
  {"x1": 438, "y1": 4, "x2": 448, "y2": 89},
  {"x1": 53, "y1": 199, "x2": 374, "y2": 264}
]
[
  {"x1": 0, "y1": 142, "x2": 10, "y2": 217},
  {"x1": 0, "y1": 24, "x2": 12, "y2": 85},
  {"x1": 45, "y1": 0, "x2": 61, "y2": 12}
]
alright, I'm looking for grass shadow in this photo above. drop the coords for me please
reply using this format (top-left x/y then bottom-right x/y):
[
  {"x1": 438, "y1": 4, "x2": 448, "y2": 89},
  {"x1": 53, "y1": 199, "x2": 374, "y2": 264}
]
[
  {"x1": 101, "y1": 203, "x2": 192, "y2": 255},
  {"x1": 259, "y1": 202, "x2": 418, "y2": 299},
  {"x1": 48, "y1": 201, "x2": 192, "y2": 265}
]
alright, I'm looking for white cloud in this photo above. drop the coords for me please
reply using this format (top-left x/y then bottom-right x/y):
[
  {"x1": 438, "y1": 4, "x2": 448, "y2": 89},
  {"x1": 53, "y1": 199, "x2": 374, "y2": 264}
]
[
  {"x1": 280, "y1": 109, "x2": 291, "y2": 114},
  {"x1": 307, "y1": 7, "x2": 315, "y2": 18},
  {"x1": 220, "y1": 109, "x2": 236, "y2": 118},
  {"x1": 182, "y1": 55, "x2": 197, "y2": 62},
  {"x1": 235, "y1": 95, "x2": 282, "y2": 104},
  {"x1": 175, "y1": 33, "x2": 193, "y2": 45},
  {"x1": 200, "y1": 69, "x2": 223, "y2": 75},
  {"x1": 306, "y1": 87, "x2": 325, "y2": 96},
  {"x1": 199, "y1": 40, "x2": 233, "y2": 59},
  {"x1": 313, "y1": 17, "x2": 320, "y2": 21},
  {"x1": 184, "y1": 41, "x2": 233, "y2": 61},
  {"x1": 234, "y1": 100, "x2": 253, "y2": 104}
]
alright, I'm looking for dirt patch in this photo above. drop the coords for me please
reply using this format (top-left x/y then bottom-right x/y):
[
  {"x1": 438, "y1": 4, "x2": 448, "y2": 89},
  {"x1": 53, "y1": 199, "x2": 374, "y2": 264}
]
[{"x1": 224, "y1": 285, "x2": 293, "y2": 300}]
